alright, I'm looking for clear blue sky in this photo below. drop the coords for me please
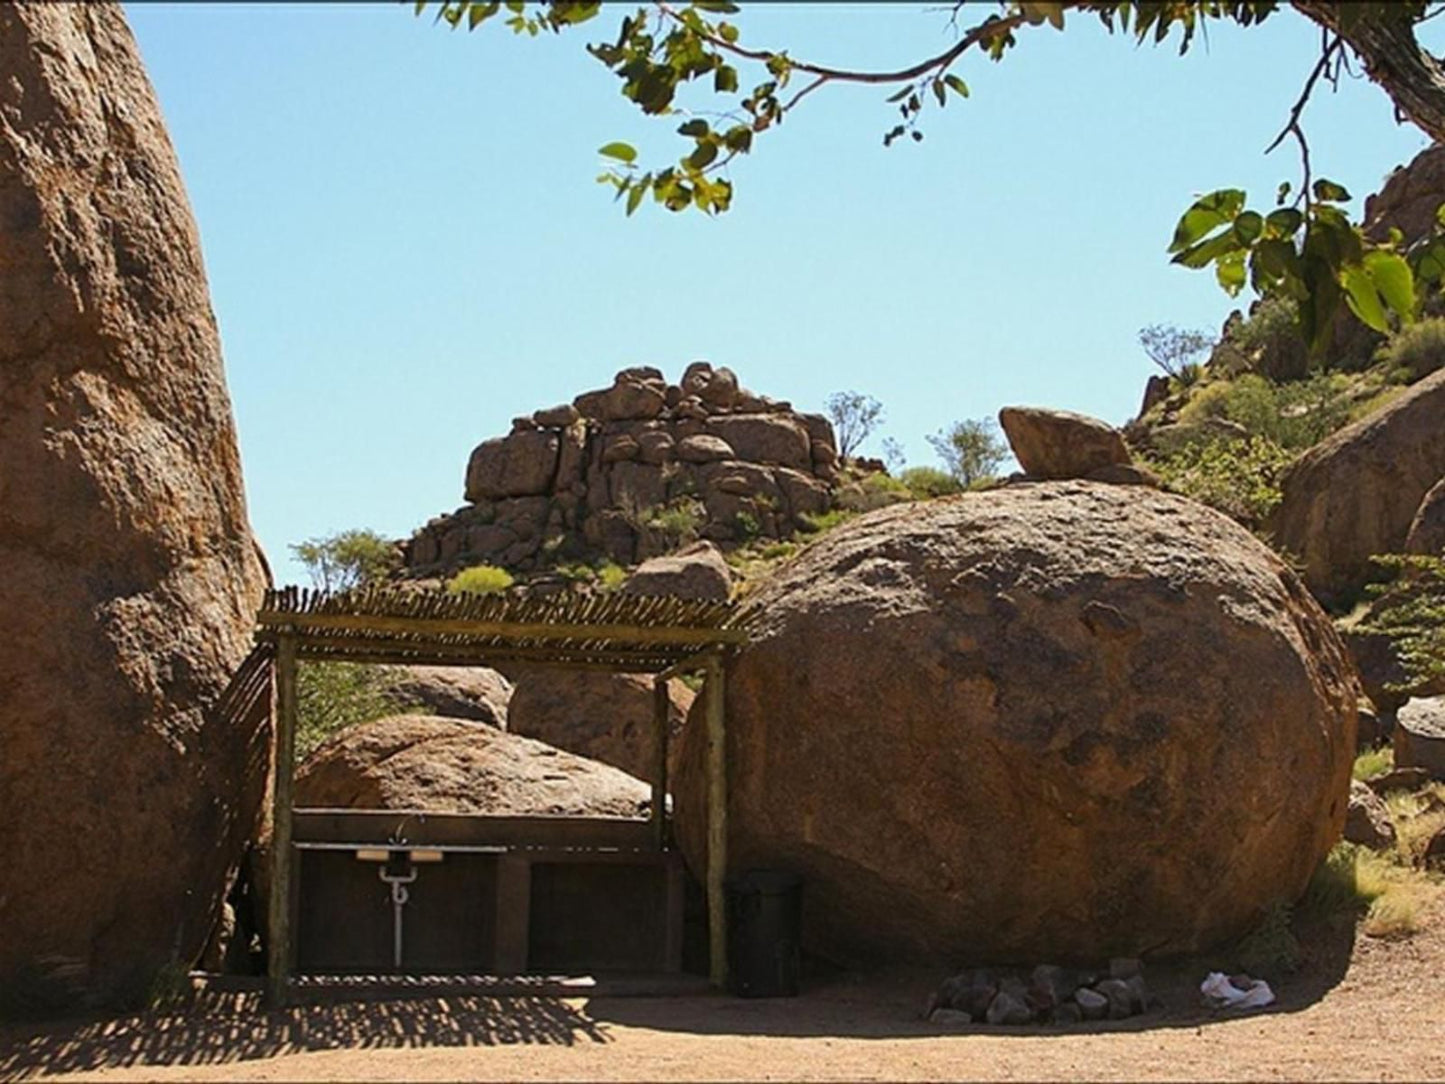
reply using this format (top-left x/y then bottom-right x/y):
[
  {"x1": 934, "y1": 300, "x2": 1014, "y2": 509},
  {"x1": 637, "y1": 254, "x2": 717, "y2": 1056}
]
[{"x1": 123, "y1": 2, "x2": 1434, "y2": 585}]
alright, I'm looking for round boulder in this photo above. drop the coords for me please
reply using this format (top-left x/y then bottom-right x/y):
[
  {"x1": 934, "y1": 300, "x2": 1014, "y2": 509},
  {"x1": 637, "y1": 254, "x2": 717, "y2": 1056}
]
[
  {"x1": 297, "y1": 715, "x2": 649, "y2": 817},
  {"x1": 674, "y1": 481, "x2": 1356, "y2": 965}
]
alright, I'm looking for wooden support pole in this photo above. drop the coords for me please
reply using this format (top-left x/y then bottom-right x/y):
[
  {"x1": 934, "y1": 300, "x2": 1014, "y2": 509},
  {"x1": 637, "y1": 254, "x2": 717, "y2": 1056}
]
[
  {"x1": 267, "y1": 632, "x2": 298, "y2": 1007},
  {"x1": 493, "y1": 854, "x2": 532, "y2": 974},
  {"x1": 704, "y1": 652, "x2": 729, "y2": 989},
  {"x1": 651, "y1": 677, "x2": 670, "y2": 851}
]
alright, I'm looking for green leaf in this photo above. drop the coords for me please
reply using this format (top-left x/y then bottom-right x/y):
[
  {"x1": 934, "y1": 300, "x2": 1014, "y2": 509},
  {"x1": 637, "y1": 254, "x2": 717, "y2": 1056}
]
[
  {"x1": 687, "y1": 141, "x2": 718, "y2": 170},
  {"x1": 1265, "y1": 208, "x2": 1303, "y2": 237},
  {"x1": 598, "y1": 141, "x2": 638, "y2": 164},
  {"x1": 677, "y1": 119, "x2": 710, "y2": 137},
  {"x1": 1276, "y1": 181, "x2": 1292, "y2": 206},
  {"x1": 1415, "y1": 237, "x2": 1445, "y2": 286},
  {"x1": 1215, "y1": 250, "x2": 1247, "y2": 296},
  {"x1": 1233, "y1": 210, "x2": 1263, "y2": 246},
  {"x1": 1364, "y1": 250, "x2": 1416, "y2": 322},
  {"x1": 717, "y1": 21, "x2": 739, "y2": 43},
  {"x1": 933, "y1": 79, "x2": 947, "y2": 108},
  {"x1": 1171, "y1": 229, "x2": 1242, "y2": 270},
  {"x1": 1169, "y1": 189, "x2": 1245, "y2": 253},
  {"x1": 1341, "y1": 263, "x2": 1388, "y2": 333},
  {"x1": 626, "y1": 182, "x2": 646, "y2": 217},
  {"x1": 694, "y1": 0, "x2": 740, "y2": 12},
  {"x1": 885, "y1": 83, "x2": 915, "y2": 104},
  {"x1": 1313, "y1": 178, "x2": 1351, "y2": 203},
  {"x1": 715, "y1": 65, "x2": 739, "y2": 93},
  {"x1": 944, "y1": 74, "x2": 970, "y2": 98}
]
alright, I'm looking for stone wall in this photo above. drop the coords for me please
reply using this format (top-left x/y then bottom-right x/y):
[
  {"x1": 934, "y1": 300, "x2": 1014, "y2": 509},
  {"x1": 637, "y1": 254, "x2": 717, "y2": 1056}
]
[{"x1": 405, "y1": 363, "x2": 838, "y2": 573}]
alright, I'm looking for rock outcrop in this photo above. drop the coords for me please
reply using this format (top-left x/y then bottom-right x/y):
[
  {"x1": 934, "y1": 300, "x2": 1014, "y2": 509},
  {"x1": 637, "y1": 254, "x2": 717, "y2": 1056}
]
[
  {"x1": 1394, "y1": 697, "x2": 1445, "y2": 779},
  {"x1": 381, "y1": 666, "x2": 512, "y2": 727},
  {"x1": 0, "y1": 5, "x2": 267, "y2": 1011},
  {"x1": 674, "y1": 482, "x2": 1356, "y2": 966},
  {"x1": 1268, "y1": 369, "x2": 1445, "y2": 605},
  {"x1": 507, "y1": 673, "x2": 695, "y2": 784},
  {"x1": 406, "y1": 364, "x2": 838, "y2": 573},
  {"x1": 1344, "y1": 780, "x2": 1397, "y2": 850},
  {"x1": 296, "y1": 715, "x2": 649, "y2": 817}
]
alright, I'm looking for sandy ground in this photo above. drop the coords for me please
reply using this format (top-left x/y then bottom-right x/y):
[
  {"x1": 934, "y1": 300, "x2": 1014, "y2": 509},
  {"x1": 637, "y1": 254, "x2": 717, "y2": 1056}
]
[{"x1": 6, "y1": 903, "x2": 1445, "y2": 1083}]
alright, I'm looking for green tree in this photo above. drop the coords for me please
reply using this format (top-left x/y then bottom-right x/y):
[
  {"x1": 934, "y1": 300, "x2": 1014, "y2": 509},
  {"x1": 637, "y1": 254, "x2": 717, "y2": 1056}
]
[
  {"x1": 290, "y1": 528, "x2": 398, "y2": 592},
  {"x1": 927, "y1": 418, "x2": 1009, "y2": 487},
  {"x1": 419, "y1": 1, "x2": 1445, "y2": 352},
  {"x1": 825, "y1": 390, "x2": 884, "y2": 460},
  {"x1": 1139, "y1": 324, "x2": 1215, "y2": 381}
]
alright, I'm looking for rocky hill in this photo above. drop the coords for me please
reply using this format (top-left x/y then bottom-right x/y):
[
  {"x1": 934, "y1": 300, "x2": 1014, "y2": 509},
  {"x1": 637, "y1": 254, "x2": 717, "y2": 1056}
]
[{"x1": 404, "y1": 362, "x2": 839, "y2": 575}]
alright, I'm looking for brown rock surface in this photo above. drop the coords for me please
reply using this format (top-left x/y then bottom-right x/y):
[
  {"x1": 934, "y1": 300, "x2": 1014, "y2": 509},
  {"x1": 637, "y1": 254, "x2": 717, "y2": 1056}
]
[
  {"x1": 1268, "y1": 369, "x2": 1445, "y2": 605},
  {"x1": 0, "y1": 4, "x2": 268, "y2": 1010},
  {"x1": 1394, "y1": 697, "x2": 1445, "y2": 779},
  {"x1": 507, "y1": 673, "x2": 695, "y2": 784},
  {"x1": 1406, "y1": 478, "x2": 1445, "y2": 557},
  {"x1": 621, "y1": 542, "x2": 732, "y2": 602},
  {"x1": 998, "y1": 407, "x2": 1130, "y2": 480},
  {"x1": 464, "y1": 431, "x2": 560, "y2": 501},
  {"x1": 382, "y1": 666, "x2": 513, "y2": 728},
  {"x1": 1344, "y1": 781, "x2": 1397, "y2": 850},
  {"x1": 674, "y1": 482, "x2": 1356, "y2": 966},
  {"x1": 296, "y1": 715, "x2": 649, "y2": 816}
]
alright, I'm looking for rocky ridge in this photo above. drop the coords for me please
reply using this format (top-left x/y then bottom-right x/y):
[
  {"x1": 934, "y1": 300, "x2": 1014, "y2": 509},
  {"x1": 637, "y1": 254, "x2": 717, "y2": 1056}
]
[{"x1": 405, "y1": 363, "x2": 838, "y2": 574}]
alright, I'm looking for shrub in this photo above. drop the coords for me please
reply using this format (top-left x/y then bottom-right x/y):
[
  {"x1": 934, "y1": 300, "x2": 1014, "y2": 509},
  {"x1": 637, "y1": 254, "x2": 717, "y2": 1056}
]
[
  {"x1": 297, "y1": 662, "x2": 412, "y2": 758},
  {"x1": 836, "y1": 471, "x2": 912, "y2": 513},
  {"x1": 900, "y1": 465, "x2": 963, "y2": 499},
  {"x1": 1353, "y1": 746, "x2": 1393, "y2": 781},
  {"x1": 1231, "y1": 297, "x2": 1311, "y2": 381},
  {"x1": 1381, "y1": 316, "x2": 1445, "y2": 381},
  {"x1": 1362, "y1": 555, "x2": 1445, "y2": 689},
  {"x1": 1147, "y1": 436, "x2": 1294, "y2": 528},
  {"x1": 1139, "y1": 323, "x2": 1214, "y2": 380},
  {"x1": 926, "y1": 417, "x2": 1009, "y2": 486},
  {"x1": 797, "y1": 508, "x2": 856, "y2": 534},
  {"x1": 597, "y1": 560, "x2": 628, "y2": 591},
  {"x1": 760, "y1": 541, "x2": 797, "y2": 560},
  {"x1": 646, "y1": 497, "x2": 705, "y2": 547},
  {"x1": 734, "y1": 508, "x2": 761, "y2": 542},
  {"x1": 447, "y1": 564, "x2": 514, "y2": 595},
  {"x1": 1231, "y1": 901, "x2": 1300, "y2": 976},
  {"x1": 1175, "y1": 373, "x2": 1350, "y2": 451},
  {"x1": 291, "y1": 528, "x2": 398, "y2": 592}
]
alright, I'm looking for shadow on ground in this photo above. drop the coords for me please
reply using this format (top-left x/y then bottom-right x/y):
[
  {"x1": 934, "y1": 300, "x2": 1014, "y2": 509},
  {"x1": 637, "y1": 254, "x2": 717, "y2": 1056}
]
[
  {"x1": 0, "y1": 916, "x2": 1359, "y2": 1078},
  {"x1": 589, "y1": 913, "x2": 1360, "y2": 1041},
  {"x1": 0, "y1": 991, "x2": 608, "y2": 1080}
]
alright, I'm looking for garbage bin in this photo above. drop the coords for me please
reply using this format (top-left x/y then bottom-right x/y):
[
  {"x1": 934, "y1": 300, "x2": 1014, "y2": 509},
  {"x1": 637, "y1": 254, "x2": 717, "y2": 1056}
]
[{"x1": 727, "y1": 869, "x2": 802, "y2": 998}]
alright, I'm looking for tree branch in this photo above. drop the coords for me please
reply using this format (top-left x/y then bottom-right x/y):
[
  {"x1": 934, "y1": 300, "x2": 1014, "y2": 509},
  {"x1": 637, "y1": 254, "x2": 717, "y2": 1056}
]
[
  {"x1": 1293, "y1": 1, "x2": 1445, "y2": 144},
  {"x1": 655, "y1": 2, "x2": 1031, "y2": 86},
  {"x1": 1264, "y1": 29, "x2": 1342, "y2": 206}
]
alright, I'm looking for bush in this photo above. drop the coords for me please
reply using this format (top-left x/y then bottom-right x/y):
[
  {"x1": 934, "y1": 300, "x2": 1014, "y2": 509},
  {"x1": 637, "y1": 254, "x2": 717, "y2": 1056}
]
[
  {"x1": 734, "y1": 508, "x2": 761, "y2": 542},
  {"x1": 597, "y1": 560, "x2": 628, "y2": 591},
  {"x1": 900, "y1": 465, "x2": 963, "y2": 499},
  {"x1": 1231, "y1": 297, "x2": 1311, "y2": 381},
  {"x1": 797, "y1": 508, "x2": 856, "y2": 534},
  {"x1": 447, "y1": 564, "x2": 514, "y2": 595},
  {"x1": 1353, "y1": 746, "x2": 1393, "y2": 781},
  {"x1": 835, "y1": 471, "x2": 912, "y2": 513},
  {"x1": 1381, "y1": 316, "x2": 1445, "y2": 381},
  {"x1": 646, "y1": 497, "x2": 705, "y2": 548},
  {"x1": 291, "y1": 528, "x2": 398, "y2": 592},
  {"x1": 1147, "y1": 436, "x2": 1294, "y2": 528},
  {"x1": 1176, "y1": 373, "x2": 1350, "y2": 451},
  {"x1": 1362, "y1": 555, "x2": 1445, "y2": 689},
  {"x1": 297, "y1": 662, "x2": 412, "y2": 758}
]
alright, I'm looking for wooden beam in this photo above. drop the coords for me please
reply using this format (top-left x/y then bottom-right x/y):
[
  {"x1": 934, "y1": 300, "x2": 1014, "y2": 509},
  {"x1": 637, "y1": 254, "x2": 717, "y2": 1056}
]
[
  {"x1": 266, "y1": 632, "x2": 298, "y2": 1007},
  {"x1": 289, "y1": 636, "x2": 675, "y2": 672},
  {"x1": 704, "y1": 652, "x2": 729, "y2": 989},
  {"x1": 257, "y1": 610, "x2": 749, "y2": 648},
  {"x1": 295, "y1": 648, "x2": 670, "y2": 674},
  {"x1": 651, "y1": 678, "x2": 670, "y2": 851},
  {"x1": 653, "y1": 650, "x2": 710, "y2": 685}
]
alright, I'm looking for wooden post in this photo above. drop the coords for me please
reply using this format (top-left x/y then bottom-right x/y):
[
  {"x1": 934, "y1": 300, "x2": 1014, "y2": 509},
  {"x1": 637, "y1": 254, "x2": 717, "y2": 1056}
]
[
  {"x1": 267, "y1": 632, "x2": 298, "y2": 1007},
  {"x1": 493, "y1": 853, "x2": 532, "y2": 974},
  {"x1": 651, "y1": 677, "x2": 670, "y2": 851},
  {"x1": 704, "y1": 652, "x2": 728, "y2": 989}
]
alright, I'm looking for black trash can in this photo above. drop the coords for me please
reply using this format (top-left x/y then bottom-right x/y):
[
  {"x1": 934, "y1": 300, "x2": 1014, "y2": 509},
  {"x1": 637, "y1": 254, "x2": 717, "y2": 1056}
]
[{"x1": 726, "y1": 869, "x2": 802, "y2": 998}]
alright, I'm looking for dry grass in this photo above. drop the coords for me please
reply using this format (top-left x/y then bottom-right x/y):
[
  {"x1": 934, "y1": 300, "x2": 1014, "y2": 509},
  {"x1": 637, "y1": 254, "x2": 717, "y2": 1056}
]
[{"x1": 1352, "y1": 746, "x2": 1393, "y2": 781}]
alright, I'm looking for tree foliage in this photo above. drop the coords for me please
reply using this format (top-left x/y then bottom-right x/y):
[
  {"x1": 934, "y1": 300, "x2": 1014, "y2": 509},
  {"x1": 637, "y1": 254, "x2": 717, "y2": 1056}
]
[
  {"x1": 290, "y1": 528, "x2": 398, "y2": 592},
  {"x1": 1362, "y1": 554, "x2": 1445, "y2": 689},
  {"x1": 825, "y1": 390, "x2": 884, "y2": 460},
  {"x1": 417, "y1": 1, "x2": 1445, "y2": 351},
  {"x1": 1139, "y1": 324, "x2": 1214, "y2": 380},
  {"x1": 927, "y1": 417, "x2": 1009, "y2": 487}
]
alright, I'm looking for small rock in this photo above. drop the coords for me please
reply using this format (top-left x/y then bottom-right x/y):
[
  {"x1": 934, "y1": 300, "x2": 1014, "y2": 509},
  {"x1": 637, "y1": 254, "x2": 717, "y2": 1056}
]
[
  {"x1": 928, "y1": 1007, "x2": 972, "y2": 1027},
  {"x1": 534, "y1": 403, "x2": 581, "y2": 428},
  {"x1": 1345, "y1": 779, "x2": 1398, "y2": 849},
  {"x1": 1395, "y1": 696, "x2": 1445, "y2": 779},
  {"x1": 1424, "y1": 826, "x2": 1445, "y2": 867},
  {"x1": 1367, "y1": 766, "x2": 1432, "y2": 794},
  {"x1": 1108, "y1": 957, "x2": 1142, "y2": 980},
  {"x1": 1049, "y1": 1000, "x2": 1083, "y2": 1025},
  {"x1": 1073, "y1": 987, "x2": 1108, "y2": 1021},
  {"x1": 1094, "y1": 978, "x2": 1134, "y2": 1020},
  {"x1": 601, "y1": 434, "x2": 640, "y2": 463},
  {"x1": 985, "y1": 991, "x2": 1033, "y2": 1026},
  {"x1": 1123, "y1": 974, "x2": 1150, "y2": 1014},
  {"x1": 938, "y1": 970, "x2": 997, "y2": 1018},
  {"x1": 998, "y1": 406, "x2": 1132, "y2": 480},
  {"x1": 1028, "y1": 963, "x2": 1069, "y2": 1011},
  {"x1": 677, "y1": 434, "x2": 734, "y2": 463}
]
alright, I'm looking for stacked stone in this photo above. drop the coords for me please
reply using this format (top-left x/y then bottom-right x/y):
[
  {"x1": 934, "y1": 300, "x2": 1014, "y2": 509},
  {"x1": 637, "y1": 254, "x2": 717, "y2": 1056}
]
[
  {"x1": 927, "y1": 960, "x2": 1153, "y2": 1027},
  {"x1": 406, "y1": 363, "x2": 839, "y2": 573}
]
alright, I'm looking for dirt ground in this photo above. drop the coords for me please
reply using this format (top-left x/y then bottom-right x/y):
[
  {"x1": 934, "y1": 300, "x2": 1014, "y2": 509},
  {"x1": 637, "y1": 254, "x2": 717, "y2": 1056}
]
[{"x1": 6, "y1": 899, "x2": 1445, "y2": 1083}]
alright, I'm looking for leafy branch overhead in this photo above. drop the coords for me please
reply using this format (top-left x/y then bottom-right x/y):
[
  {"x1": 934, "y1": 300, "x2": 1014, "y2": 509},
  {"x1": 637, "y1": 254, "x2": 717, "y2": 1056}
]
[{"x1": 416, "y1": 1, "x2": 1445, "y2": 346}]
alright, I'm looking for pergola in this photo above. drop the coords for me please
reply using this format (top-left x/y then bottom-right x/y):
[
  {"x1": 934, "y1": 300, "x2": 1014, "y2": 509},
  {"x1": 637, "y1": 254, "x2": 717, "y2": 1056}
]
[{"x1": 254, "y1": 584, "x2": 751, "y2": 1004}]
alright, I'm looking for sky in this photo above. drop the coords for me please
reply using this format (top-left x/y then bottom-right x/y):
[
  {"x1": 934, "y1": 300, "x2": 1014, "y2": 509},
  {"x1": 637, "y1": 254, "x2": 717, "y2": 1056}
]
[{"x1": 122, "y1": 2, "x2": 1436, "y2": 585}]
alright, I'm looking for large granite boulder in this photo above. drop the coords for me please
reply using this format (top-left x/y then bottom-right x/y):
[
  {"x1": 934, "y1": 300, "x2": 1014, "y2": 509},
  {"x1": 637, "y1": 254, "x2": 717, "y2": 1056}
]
[
  {"x1": 674, "y1": 482, "x2": 1356, "y2": 965},
  {"x1": 1394, "y1": 697, "x2": 1445, "y2": 779},
  {"x1": 296, "y1": 715, "x2": 649, "y2": 817},
  {"x1": 1268, "y1": 369, "x2": 1445, "y2": 605},
  {"x1": 464, "y1": 430, "x2": 560, "y2": 501},
  {"x1": 0, "y1": 4, "x2": 269, "y2": 1011},
  {"x1": 1406, "y1": 478, "x2": 1445, "y2": 557},
  {"x1": 381, "y1": 666, "x2": 512, "y2": 728},
  {"x1": 507, "y1": 673, "x2": 695, "y2": 784},
  {"x1": 998, "y1": 407, "x2": 1130, "y2": 480}
]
